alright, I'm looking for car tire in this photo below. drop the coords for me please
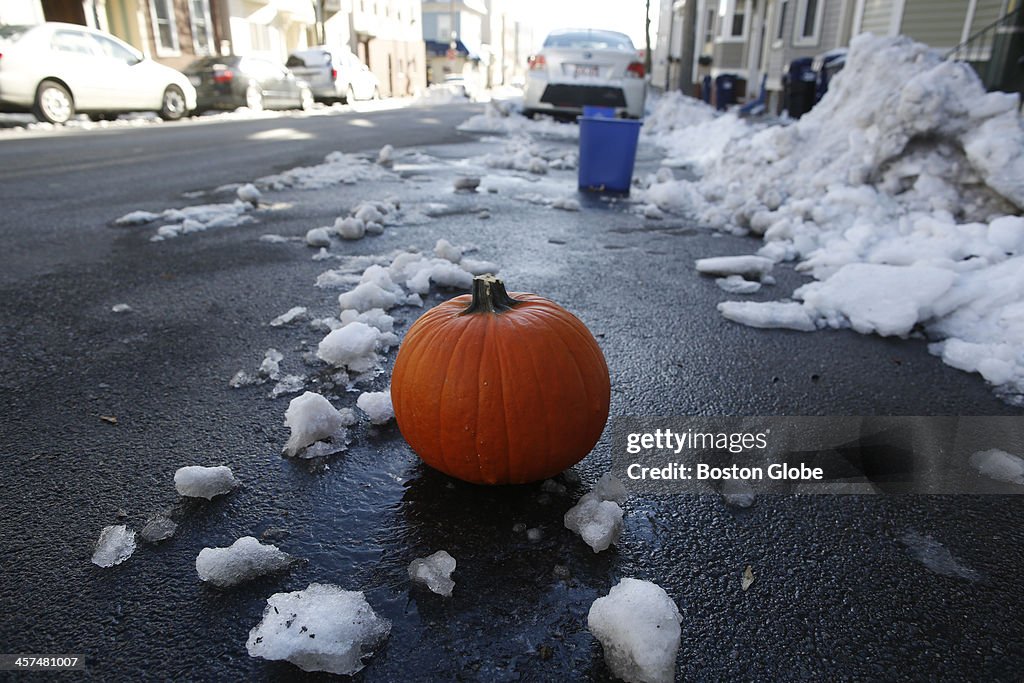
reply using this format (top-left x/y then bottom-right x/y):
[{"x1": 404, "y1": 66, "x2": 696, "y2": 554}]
[
  {"x1": 299, "y1": 86, "x2": 314, "y2": 111},
  {"x1": 245, "y1": 83, "x2": 264, "y2": 112},
  {"x1": 159, "y1": 85, "x2": 187, "y2": 121},
  {"x1": 33, "y1": 80, "x2": 74, "y2": 125}
]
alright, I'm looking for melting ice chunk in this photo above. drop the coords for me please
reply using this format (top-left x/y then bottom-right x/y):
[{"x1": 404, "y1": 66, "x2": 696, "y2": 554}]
[
  {"x1": 316, "y1": 321, "x2": 381, "y2": 372},
  {"x1": 196, "y1": 536, "x2": 294, "y2": 588},
  {"x1": 140, "y1": 515, "x2": 178, "y2": 543},
  {"x1": 357, "y1": 389, "x2": 394, "y2": 424},
  {"x1": 969, "y1": 448, "x2": 1024, "y2": 485},
  {"x1": 246, "y1": 583, "x2": 391, "y2": 675},
  {"x1": 588, "y1": 578, "x2": 682, "y2": 683},
  {"x1": 283, "y1": 392, "x2": 349, "y2": 457},
  {"x1": 91, "y1": 525, "x2": 137, "y2": 567},
  {"x1": 174, "y1": 465, "x2": 238, "y2": 499},
  {"x1": 564, "y1": 492, "x2": 623, "y2": 553},
  {"x1": 407, "y1": 550, "x2": 456, "y2": 597},
  {"x1": 594, "y1": 473, "x2": 628, "y2": 505}
]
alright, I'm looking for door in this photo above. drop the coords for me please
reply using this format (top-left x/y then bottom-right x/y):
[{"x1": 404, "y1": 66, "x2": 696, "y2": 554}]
[
  {"x1": 88, "y1": 33, "x2": 154, "y2": 110},
  {"x1": 47, "y1": 29, "x2": 105, "y2": 109}
]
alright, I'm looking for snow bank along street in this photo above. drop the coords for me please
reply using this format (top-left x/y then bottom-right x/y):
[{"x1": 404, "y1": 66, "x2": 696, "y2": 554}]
[{"x1": 1, "y1": 31, "x2": 1022, "y2": 682}]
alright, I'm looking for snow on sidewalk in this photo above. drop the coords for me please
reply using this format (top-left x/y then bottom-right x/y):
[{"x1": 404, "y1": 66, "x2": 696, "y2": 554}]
[{"x1": 640, "y1": 34, "x2": 1024, "y2": 402}]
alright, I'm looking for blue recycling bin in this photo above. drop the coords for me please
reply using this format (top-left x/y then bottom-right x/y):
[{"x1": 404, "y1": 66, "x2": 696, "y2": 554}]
[
  {"x1": 714, "y1": 74, "x2": 738, "y2": 110},
  {"x1": 578, "y1": 115, "x2": 643, "y2": 194}
]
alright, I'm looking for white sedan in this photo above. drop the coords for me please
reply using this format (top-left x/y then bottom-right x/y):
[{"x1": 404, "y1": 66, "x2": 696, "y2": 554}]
[
  {"x1": 0, "y1": 22, "x2": 197, "y2": 124},
  {"x1": 522, "y1": 28, "x2": 647, "y2": 120}
]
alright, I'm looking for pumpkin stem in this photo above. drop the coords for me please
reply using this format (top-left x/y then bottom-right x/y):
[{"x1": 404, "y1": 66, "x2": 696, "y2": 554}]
[{"x1": 461, "y1": 274, "x2": 521, "y2": 315}]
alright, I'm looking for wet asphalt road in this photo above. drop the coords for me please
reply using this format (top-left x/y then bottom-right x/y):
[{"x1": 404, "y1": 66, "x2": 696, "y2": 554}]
[{"x1": 0, "y1": 103, "x2": 1022, "y2": 681}]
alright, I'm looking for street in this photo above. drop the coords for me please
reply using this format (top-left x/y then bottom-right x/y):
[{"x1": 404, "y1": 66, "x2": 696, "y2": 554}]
[{"x1": 0, "y1": 99, "x2": 1022, "y2": 681}]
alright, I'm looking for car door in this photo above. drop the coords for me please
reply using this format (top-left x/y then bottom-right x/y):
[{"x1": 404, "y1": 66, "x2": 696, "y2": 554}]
[
  {"x1": 47, "y1": 29, "x2": 106, "y2": 109},
  {"x1": 87, "y1": 33, "x2": 154, "y2": 110}
]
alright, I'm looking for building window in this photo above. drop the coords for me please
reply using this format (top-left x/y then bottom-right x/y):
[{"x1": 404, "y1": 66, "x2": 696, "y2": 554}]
[
  {"x1": 148, "y1": 0, "x2": 179, "y2": 55},
  {"x1": 703, "y1": 7, "x2": 716, "y2": 52},
  {"x1": 189, "y1": 0, "x2": 214, "y2": 55},
  {"x1": 794, "y1": 0, "x2": 822, "y2": 46},
  {"x1": 775, "y1": 0, "x2": 789, "y2": 42},
  {"x1": 437, "y1": 14, "x2": 451, "y2": 42},
  {"x1": 717, "y1": 0, "x2": 749, "y2": 40}
]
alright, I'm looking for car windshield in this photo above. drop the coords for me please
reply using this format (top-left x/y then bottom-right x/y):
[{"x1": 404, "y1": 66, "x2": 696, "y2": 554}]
[
  {"x1": 287, "y1": 50, "x2": 330, "y2": 67},
  {"x1": 0, "y1": 25, "x2": 29, "y2": 43},
  {"x1": 543, "y1": 30, "x2": 634, "y2": 50}
]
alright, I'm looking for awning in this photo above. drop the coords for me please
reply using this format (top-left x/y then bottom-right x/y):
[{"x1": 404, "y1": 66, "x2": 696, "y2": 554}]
[{"x1": 425, "y1": 39, "x2": 481, "y2": 61}]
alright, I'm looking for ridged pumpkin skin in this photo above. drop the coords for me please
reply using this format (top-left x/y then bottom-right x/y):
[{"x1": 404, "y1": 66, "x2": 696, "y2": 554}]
[{"x1": 392, "y1": 280, "x2": 610, "y2": 485}]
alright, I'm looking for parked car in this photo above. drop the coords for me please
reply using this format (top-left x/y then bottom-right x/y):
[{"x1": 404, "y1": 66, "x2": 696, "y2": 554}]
[
  {"x1": 285, "y1": 47, "x2": 380, "y2": 103},
  {"x1": 522, "y1": 28, "x2": 646, "y2": 120},
  {"x1": 0, "y1": 22, "x2": 196, "y2": 124},
  {"x1": 184, "y1": 56, "x2": 313, "y2": 114}
]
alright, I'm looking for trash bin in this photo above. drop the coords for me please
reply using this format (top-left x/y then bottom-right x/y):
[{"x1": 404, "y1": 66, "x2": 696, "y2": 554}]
[
  {"x1": 714, "y1": 74, "x2": 738, "y2": 111},
  {"x1": 783, "y1": 57, "x2": 817, "y2": 118},
  {"x1": 578, "y1": 115, "x2": 643, "y2": 194}
]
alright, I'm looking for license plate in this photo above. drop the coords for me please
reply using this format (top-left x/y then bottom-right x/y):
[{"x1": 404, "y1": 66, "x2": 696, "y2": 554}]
[
  {"x1": 574, "y1": 65, "x2": 599, "y2": 78},
  {"x1": 189, "y1": 75, "x2": 201, "y2": 86}
]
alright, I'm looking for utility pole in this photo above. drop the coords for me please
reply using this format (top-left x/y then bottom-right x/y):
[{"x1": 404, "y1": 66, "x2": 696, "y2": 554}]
[{"x1": 645, "y1": 0, "x2": 652, "y2": 74}]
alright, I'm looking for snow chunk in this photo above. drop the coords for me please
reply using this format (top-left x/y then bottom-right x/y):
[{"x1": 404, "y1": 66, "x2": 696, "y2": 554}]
[
  {"x1": 237, "y1": 183, "x2": 262, "y2": 205},
  {"x1": 174, "y1": 465, "x2": 239, "y2": 499},
  {"x1": 459, "y1": 258, "x2": 499, "y2": 276},
  {"x1": 334, "y1": 216, "x2": 366, "y2": 240},
  {"x1": 454, "y1": 176, "x2": 480, "y2": 191},
  {"x1": 111, "y1": 303, "x2": 133, "y2": 313},
  {"x1": 283, "y1": 392, "x2": 348, "y2": 457},
  {"x1": 718, "y1": 301, "x2": 816, "y2": 331},
  {"x1": 140, "y1": 515, "x2": 177, "y2": 543},
  {"x1": 357, "y1": 389, "x2": 393, "y2": 424},
  {"x1": 305, "y1": 228, "x2": 331, "y2": 247},
  {"x1": 594, "y1": 473, "x2": 628, "y2": 504},
  {"x1": 114, "y1": 210, "x2": 161, "y2": 226},
  {"x1": 91, "y1": 525, "x2": 137, "y2": 567},
  {"x1": 588, "y1": 578, "x2": 682, "y2": 683},
  {"x1": 270, "y1": 306, "x2": 308, "y2": 327},
  {"x1": 552, "y1": 197, "x2": 581, "y2": 212},
  {"x1": 338, "y1": 282, "x2": 400, "y2": 311},
  {"x1": 258, "y1": 151, "x2": 393, "y2": 190},
  {"x1": 969, "y1": 448, "x2": 1024, "y2": 485},
  {"x1": 246, "y1": 583, "x2": 391, "y2": 675},
  {"x1": 696, "y1": 255, "x2": 774, "y2": 280},
  {"x1": 797, "y1": 263, "x2": 955, "y2": 337},
  {"x1": 407, "y1": 550, "x2": 456, "y2": 597},
  {"x1": 564, "y1": 492, "x2": 623, "y2": 553},
  {"x1": 317, "y1": 321, "x2": 381, "y2": 372},
  {"x1": 899, "y1": 530, "x2": 980, "y2": 580},
  {"x1": 196, "y1": 536, "x2": 294, "y2": 587},
  {"x1": 434, "y1": 238, "x2": 463, "y2": 263},
  {"x1": 716, "y1": 275, "x2": 761, "y2": 294},
  {"x1": 377, "y1": 144, "x2": 393, "y2": 165}
]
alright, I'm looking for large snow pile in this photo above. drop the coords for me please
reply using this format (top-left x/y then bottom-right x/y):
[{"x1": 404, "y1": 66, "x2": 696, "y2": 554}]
[
  {"x1": 642, "y1": 91, "x2": 750, "y2": 171},
  {"x1": 645, "y1": 34, "x2": 1024, "y2": 402},
  {"x1": 246, "y1": 583, "x2": 391, "y2": 675},
  {"x1": 588, "y1": 578, "x2": 682, "y2": 683},
  {"x1": 196, "y1": 536, "x2": 294, "y2": 588}
]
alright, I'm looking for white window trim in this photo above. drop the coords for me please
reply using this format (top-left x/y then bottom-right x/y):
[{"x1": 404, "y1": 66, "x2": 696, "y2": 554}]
[
  {"x1": 148, "y1": 0, "x2": 180, "y2": 57},
  {"x1": 715, "y1": 0, "x2": 752, "y2": 44},
  {"x1": 792, "y1": 0, "x2": 824, "y2": 47},
  {"x1": 189, "y1": 0, "x2": 214, "y2": 55},
  {"x1": 772, "y1": 0, "x2": 790, "y2": 49}
]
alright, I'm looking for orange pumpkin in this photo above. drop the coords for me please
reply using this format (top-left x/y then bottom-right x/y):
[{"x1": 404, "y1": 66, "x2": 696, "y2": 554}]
[{"x1": 392, "y1": 275, "x2": 610, "y2": 485}]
